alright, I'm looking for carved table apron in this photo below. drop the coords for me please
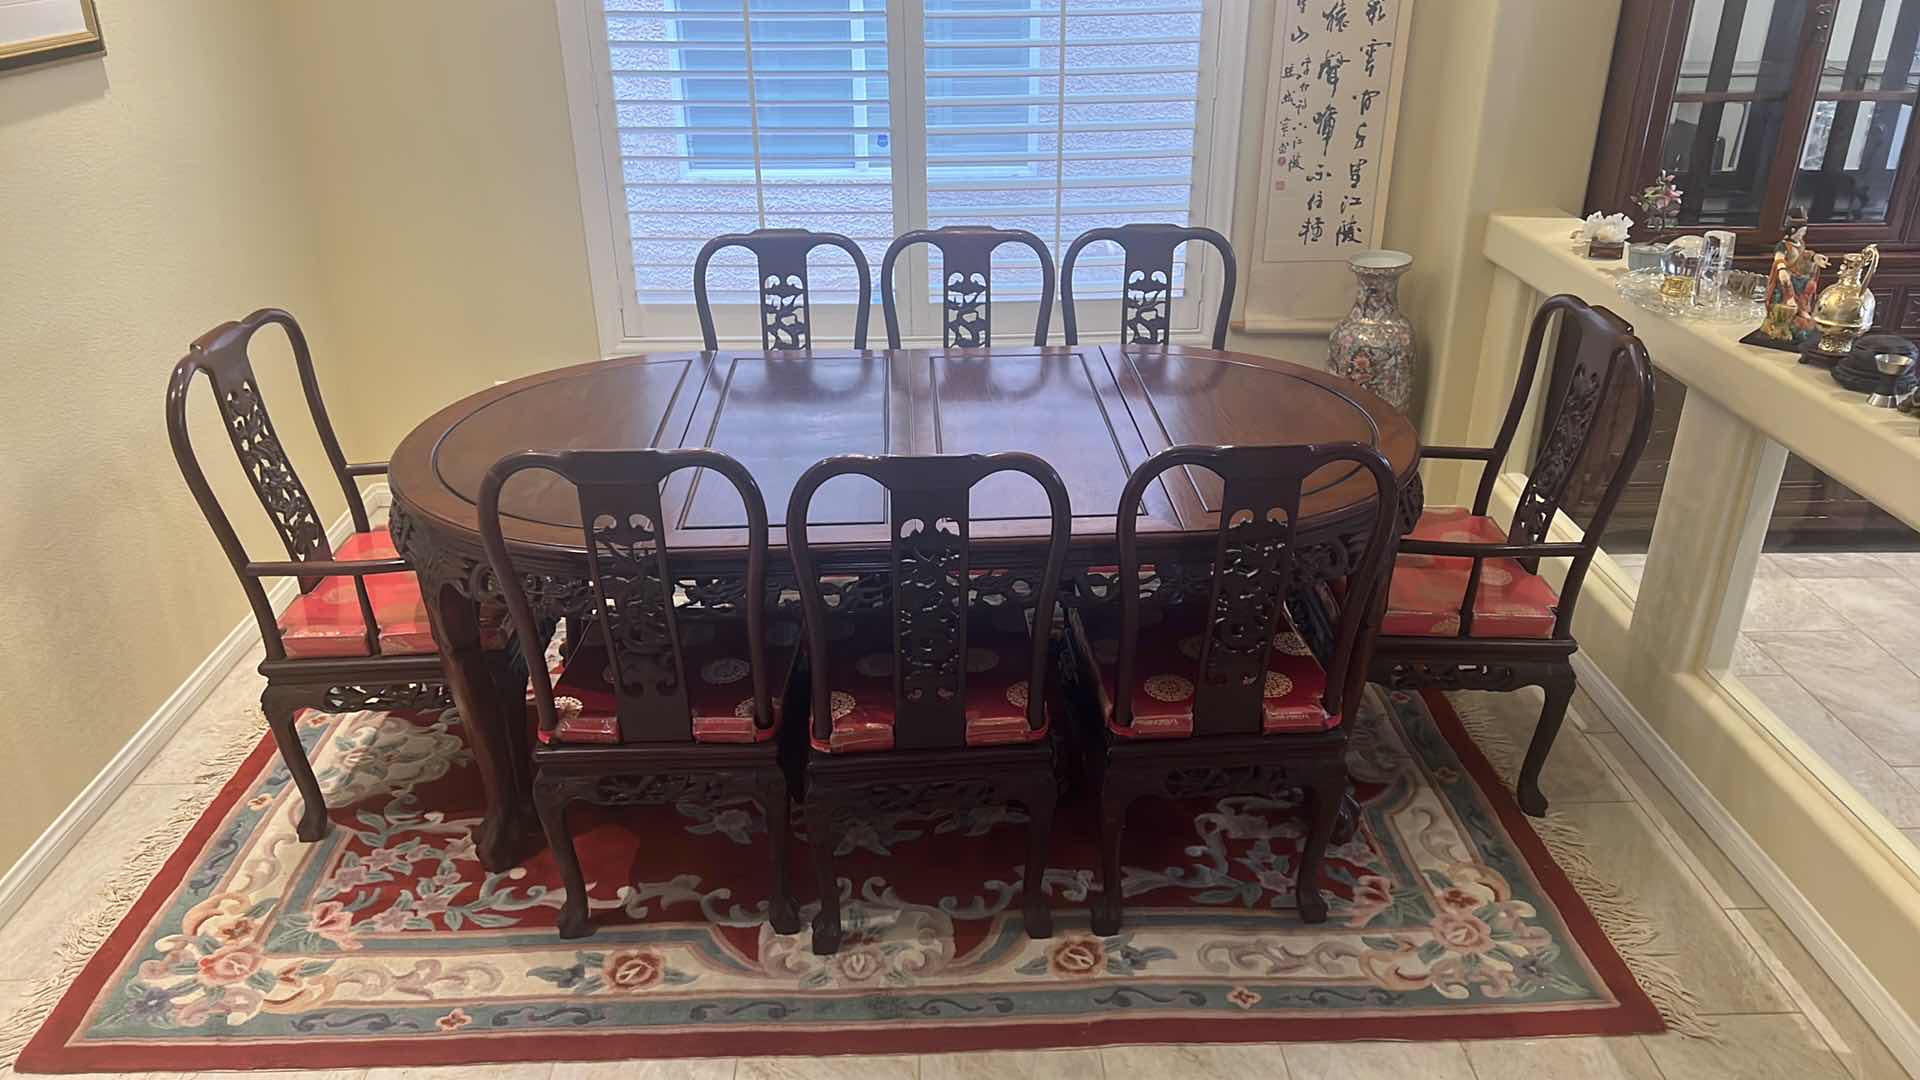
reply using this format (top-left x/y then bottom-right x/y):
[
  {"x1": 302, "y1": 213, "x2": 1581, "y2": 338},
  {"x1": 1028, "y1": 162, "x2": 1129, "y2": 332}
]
[{"x1": 389, "y1": 345, "x2": 1423, "y2": 871}]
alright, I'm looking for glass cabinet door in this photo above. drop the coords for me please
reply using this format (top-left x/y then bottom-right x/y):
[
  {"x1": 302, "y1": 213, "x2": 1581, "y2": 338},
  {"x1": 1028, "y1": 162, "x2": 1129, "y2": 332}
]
[
  {"x1": 1790, "y1": 0, "x2": 1920, "y2": 224},
  {"x1": 1658, "y1": 0, "x2": 1811, "y2": 227}
]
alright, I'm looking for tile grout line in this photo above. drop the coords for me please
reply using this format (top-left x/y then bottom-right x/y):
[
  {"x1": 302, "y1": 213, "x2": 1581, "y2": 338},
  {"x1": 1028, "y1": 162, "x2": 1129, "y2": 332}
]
[
  {"x1": 1583, "y1": 731, "x2": 1745, "y2": 911},
  {"x1": 1723, "y1": 909, "x2": 1856, "y2": 1069}
]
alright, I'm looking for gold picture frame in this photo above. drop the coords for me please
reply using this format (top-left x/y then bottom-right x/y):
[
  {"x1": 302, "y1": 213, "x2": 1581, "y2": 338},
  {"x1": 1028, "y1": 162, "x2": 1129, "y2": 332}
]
[{"x1": 0, "y1": 0, "x2": 105, "y2": 75}]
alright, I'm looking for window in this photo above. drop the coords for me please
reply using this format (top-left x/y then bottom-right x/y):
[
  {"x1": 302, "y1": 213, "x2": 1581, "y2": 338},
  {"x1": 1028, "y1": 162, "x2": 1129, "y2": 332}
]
[{"x1": 561, "y1": 0, "x2": 1247, "y2": 350}]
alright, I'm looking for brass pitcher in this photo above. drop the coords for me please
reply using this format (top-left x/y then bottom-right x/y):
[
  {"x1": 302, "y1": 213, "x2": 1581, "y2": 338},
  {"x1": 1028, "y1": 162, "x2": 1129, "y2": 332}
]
[{"x1": 1813, "y1": 244, "x2": 1881, "y2": 354}]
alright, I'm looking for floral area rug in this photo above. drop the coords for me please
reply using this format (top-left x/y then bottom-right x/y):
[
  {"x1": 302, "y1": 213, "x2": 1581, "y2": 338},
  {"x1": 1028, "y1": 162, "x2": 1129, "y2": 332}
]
[{"x1": 12, "y1": 687, "x2": 1662, "y2": 1072}]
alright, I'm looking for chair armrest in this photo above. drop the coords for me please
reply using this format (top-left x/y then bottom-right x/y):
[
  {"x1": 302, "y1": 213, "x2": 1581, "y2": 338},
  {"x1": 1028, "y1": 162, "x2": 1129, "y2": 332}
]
[
  {"x1": 1398, "y1": 539, "x2": 1585, "y2": 560},
  {"x1": 345, "y1": 461, "x2": 390, "y2": 476},
  {"x1": 244, "y1": 557, "x2": 411, "y2": 579},
  {"x1": 1421, "y1": 444, "x2": 1498, "y2": 461}
]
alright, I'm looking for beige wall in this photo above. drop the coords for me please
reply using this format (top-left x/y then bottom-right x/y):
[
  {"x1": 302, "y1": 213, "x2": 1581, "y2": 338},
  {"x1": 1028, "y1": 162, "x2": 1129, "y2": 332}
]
[
  {"x1": 0, "y1": 1, "x2": 337, "y2": 865},
  {"x1": 275, "y1": 1, "x2": 602, "y2": 458}
]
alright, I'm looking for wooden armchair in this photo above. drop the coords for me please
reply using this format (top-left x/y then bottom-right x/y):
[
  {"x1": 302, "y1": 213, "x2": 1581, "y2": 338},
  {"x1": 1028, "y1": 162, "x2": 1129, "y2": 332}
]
[
  {"x1": 1369, "y1": 294, "x2": 1655, "y2": 815},
  {"x1": 786, "y1": 452, "x2": 1071, "y2": 955},
  {"x1": 1067, "y1": 442, "x2": 1401, "y2": 931},
  {"x1": 166, "y1": 308, "x2": 502, "y2": 842},
  {"x1": 479, "y1": 448, "x2": 801, "y2": 939}
]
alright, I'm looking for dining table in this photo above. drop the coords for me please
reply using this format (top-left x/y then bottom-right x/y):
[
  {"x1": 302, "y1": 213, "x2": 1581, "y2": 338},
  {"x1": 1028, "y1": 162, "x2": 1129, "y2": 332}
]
[{"x1": 387, "y1": 343, "x2": 1424, "y2": 871}]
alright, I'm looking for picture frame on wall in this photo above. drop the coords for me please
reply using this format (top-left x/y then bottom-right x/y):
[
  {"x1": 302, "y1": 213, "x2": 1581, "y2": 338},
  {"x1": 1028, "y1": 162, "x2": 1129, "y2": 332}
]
[{"x1": 0, "y1": 0, "x2": 104, "y2": 75}]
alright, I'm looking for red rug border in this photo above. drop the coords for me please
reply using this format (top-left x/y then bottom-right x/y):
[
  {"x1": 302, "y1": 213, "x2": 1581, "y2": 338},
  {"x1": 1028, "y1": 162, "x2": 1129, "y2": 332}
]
[{"x1": 17, "y1": 690, "x2": 1663, "y2": 1073}]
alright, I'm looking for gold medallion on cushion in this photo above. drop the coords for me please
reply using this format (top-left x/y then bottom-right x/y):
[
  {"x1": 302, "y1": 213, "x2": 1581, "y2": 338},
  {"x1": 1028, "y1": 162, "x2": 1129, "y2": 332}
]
[
  {"x1": 1264, "y1": 671, "x2": 1293, "y2": 698},
  {"x1": 828, "y1": 690, "x2": 857, "y2": 721},
  {"x1": 733, "y1": 698, "x2": 757, "y2": 718},
  {"x1": 1479, "y1": 565, "x2": 1514, "y2": 587},
  {"x1": 1144, "y1": 674, "x2": 1195, "y2": 702},
  {"x1": 1273, "y1": 631, "x2": 1311, "y2": 655},
  {"x1": 1005, "y1": 680, "x2": 1030, "y2": 708},
  {"x1": 700, "y1": 657, "x2": 749, "y2": 685}
]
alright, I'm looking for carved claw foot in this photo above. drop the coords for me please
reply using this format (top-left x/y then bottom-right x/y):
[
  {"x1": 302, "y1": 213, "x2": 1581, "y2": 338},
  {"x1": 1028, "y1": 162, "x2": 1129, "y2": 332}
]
[
  {"x1": 811, "y1": 911, "x2": 843, "y2": 956},
  {"x1": 1298, "y1": 888, "x2": 1329, "y2": 924},
  {"x1": 768, "y1": 896, "x2": 802, "y2": 936},
  {"x1": 295, "y1": 801, "x2": 329, "y2": 844},
  {"x1": 1090, "y1": 896, "x2": 1122, "y2": 937},
  {"x1": 556, "y1": 901, "x2": 593, "y2": 940},
  {"x1": 1518, "y1": 782, "x2": 1550, "y2": 818},
  {"x1": 1024, "y1": 899, "x2": 1054, "y2": 940}
]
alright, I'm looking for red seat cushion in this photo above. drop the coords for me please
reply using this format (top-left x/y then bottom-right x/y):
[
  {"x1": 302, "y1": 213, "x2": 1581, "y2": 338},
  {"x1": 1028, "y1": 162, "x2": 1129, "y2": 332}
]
[
  {"x1": 1068, "y1": 604, "x2": 1333, "y2": 739},
  {"x1": 541, "y1": 617, "x2": 799, "y2": 746},
  {"x1": 1384, "y1": 506, "x2": 1561, "y2": 639},
  {"x1": 277, "y1": 532, "x2": 486, "y2": 658},
  {"x1": 810, "y1": 610, "x2": 1049, "y2": 754}
]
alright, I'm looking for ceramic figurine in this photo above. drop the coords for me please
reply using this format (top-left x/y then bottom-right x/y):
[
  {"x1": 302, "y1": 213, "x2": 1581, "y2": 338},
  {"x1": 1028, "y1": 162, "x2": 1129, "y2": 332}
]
[
  {"x1": 1758, "y1": 210, "x2": 1829, "y2": 346},
  {"x1": 1329, "y1": 249, "x2": 1416, "y2": 412}
]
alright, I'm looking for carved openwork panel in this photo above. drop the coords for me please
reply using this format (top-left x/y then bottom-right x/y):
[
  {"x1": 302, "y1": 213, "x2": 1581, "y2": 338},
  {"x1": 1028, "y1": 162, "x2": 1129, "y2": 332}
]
[
  {"x1": 760, "y1": 273, "x2": 810, "y2": 350},
  {"x1": 1193, "y1": 495, "x2": 1298, "y2": 728},
  {"x1": 1122, "y1": 268, "x2": 1172, "y2": 345},
  {"x1": 540, "y1": 770, "x2": 737, "y2": 809},
  {"x1": 1512, "y1": 357, "x2": 1605, "y2": 544},
  {"x1": 943, "y1": 270, "x2": 990, "y2": 347},
  {"x1": 1377, "y1": 661, "x2": 1523, "y2": 693},
  {"x1": 582, "y1": 502, "x2": 693, "y2": 739},
  {"x1": 324, "y1": 683, "x2": 452, "y2": 712},
  {"x1": 216, "y1": 377, "x2": 326, "y2": 562},
  {"x1": 891, "y1": 498, "x2": 968, "y2": 728}
]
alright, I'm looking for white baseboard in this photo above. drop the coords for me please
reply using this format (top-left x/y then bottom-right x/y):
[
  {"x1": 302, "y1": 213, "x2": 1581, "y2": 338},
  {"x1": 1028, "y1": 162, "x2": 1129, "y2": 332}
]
[
  {"x1": 1572, "y1": 652, "x2": 1920, "y2": 1077},
  {"x1": 0, "y1": 485, "x2": 392, "y2": 928}
]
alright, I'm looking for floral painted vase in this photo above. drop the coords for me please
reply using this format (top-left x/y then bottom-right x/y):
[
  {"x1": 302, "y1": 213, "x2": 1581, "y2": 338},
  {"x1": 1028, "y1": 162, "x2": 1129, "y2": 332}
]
[{"x1": 1328, "y1": 249, "x2": 1417, "y2": 413}]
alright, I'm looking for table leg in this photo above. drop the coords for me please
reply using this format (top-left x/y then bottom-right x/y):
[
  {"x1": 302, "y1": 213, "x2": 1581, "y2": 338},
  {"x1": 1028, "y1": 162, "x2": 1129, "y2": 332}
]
[{"x1": 425, "y1": 577, "x2": 536, "y2": 872}]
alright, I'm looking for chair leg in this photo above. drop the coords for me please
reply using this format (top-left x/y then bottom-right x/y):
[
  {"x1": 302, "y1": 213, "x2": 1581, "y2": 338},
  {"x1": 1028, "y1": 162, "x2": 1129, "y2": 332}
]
[
  {"x1": 1019, "y1": 771, "x2": 1056, "y2": 940},
  {"x1": 1517, "y1": 670, "x2": 1576, "y2": 818},
  {"x1": 757, "y1": 767, "x2": 802, "y2": 935},
  {"x1": 1091, "y1": 768, "x2": 1133, "y2": 937},
  {"x1": 533, "y1": 777, "x2": 592, "y2": 939},
  {"x1": 262, "y1": 687, "x2": 329, "y2": 843},
  {"x1": 805, "y1": 791, "x2": 844, "y2": 955},
  {"x1": 1298, "y1": 760, "x2": 1346, "y2": 925}
]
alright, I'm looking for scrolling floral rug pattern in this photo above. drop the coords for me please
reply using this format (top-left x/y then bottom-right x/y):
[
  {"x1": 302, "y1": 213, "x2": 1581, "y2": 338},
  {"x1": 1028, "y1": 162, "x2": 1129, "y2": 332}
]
[{"x1": 16, "y1": 688, "x2": 1660, "y2": 1072}]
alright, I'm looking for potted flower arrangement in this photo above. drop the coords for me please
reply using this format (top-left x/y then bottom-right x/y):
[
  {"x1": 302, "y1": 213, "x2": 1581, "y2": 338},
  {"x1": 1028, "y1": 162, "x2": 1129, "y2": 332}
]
[{"x1": 1629, "y1": 170, "x2": 1684, "y2": 270}]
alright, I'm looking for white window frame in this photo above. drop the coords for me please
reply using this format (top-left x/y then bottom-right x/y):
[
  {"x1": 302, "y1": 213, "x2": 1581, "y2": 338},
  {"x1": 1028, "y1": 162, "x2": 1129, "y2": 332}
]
[{"x1": 556, "y1": 0, "x2": 1249, "y2": 356}]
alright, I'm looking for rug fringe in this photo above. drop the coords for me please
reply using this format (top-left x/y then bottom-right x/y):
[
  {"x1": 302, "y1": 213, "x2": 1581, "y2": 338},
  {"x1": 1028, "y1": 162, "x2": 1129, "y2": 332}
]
[
  {"x1": 1449, "y1": 693, "x2": 1716, "y2": 1040},
  {"x1": 0, "y1": 716, "x2": 267, "y2": 1066}
]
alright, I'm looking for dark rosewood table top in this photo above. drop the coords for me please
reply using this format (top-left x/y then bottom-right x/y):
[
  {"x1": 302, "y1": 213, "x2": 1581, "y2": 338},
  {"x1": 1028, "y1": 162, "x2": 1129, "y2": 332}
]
[{"x1": 389, "y1": 344, "x2": 1420, "y2": 569}]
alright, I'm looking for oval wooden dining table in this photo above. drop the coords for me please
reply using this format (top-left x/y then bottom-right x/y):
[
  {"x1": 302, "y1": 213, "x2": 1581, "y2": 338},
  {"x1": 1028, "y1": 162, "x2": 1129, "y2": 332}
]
[{"x1": 388, "y1": 343, "x2": 1423, "y2": 870}]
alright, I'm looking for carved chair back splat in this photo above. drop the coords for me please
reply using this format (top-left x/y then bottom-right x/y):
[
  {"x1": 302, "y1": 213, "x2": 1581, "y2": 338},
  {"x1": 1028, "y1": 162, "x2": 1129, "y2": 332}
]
[
  {"x1": 1373, "y1": 294, "x2": 1655, "y2": 817},
  {"x1": 785, "y1": 452, "x2": 1073, "y2": 752},
  {"x1": 479, "y1": 448, "x2": 777, "y2": 746},
  {"x1": 1111, "y1": 443, "x2": 1403, "y2": 736},
  {"x1": 167, "y1": 308, "x2": 451, "y2": 845},
  {"x1": 693, "y1": 228, "x2": 874, "y2": 353},
  {"x1": 1060, "y1": 223, "x2": 1238, "y2": 350},
  {"x1": 879, "y1": 225, "x2": 1057, "y2": 349}
]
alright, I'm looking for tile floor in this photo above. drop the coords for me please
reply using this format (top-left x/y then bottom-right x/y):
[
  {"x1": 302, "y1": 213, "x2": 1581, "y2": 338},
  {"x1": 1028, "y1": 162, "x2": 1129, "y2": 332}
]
[
  {"x1": 1610, "y1": 550, "x2": 1920, "y2": 847},
  {"x1": 0, "y1": 657, "x2": 1911, "y2": 1078}
]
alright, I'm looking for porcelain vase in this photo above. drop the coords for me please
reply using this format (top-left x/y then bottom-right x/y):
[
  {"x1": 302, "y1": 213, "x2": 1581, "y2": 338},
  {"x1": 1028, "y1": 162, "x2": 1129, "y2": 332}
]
[{"x1": 1329, "y1": 249, "x2": 1416, "y2": 412}]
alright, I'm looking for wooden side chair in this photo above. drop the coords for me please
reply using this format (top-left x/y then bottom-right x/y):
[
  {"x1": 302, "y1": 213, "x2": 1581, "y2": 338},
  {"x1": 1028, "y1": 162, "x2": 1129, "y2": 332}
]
[
  {"x1": 167, "y1": 308, "x2": 502, "y2": 843},
  {"x1": 1067, "y1": 442, "x2": 1401, "y2": 932},
  {"x1": 1369, "y1": 294, "x2": 1655, "y2": 816},
  {"x1": 878, "y1": 225, "x2": 1057, "y2": 348},
  {"x1": 479, "y1": 448, "x2": 802, "y2": 940},
  {"x1": 693, "y1": 228, "x2": 873, "y2": 352},
  {"x1": 787, "y1": 452, "x2": 1072, "y2": 955},
  {"x1": 1060, "y1": 223, "x2": 1237, "y2": 349}
]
